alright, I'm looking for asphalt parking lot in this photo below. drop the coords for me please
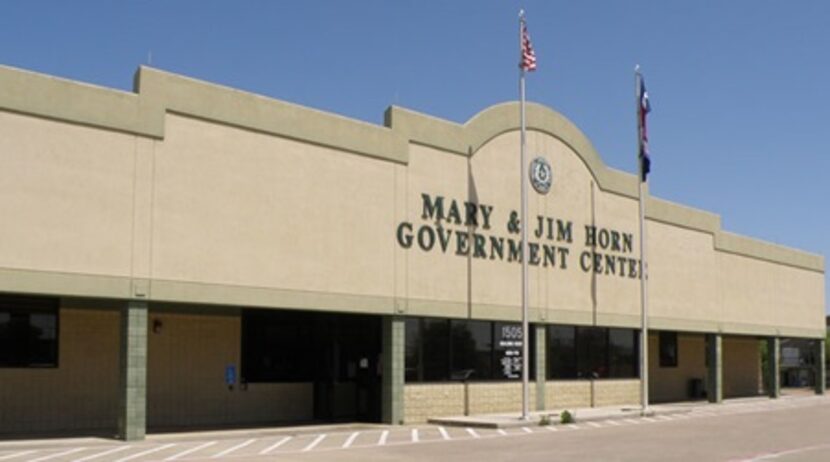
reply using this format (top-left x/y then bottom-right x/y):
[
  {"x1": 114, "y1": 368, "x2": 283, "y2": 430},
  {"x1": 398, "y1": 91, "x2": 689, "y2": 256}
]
[{"x1": 0, "y1": 393, "x2": 828, "y2": 462}]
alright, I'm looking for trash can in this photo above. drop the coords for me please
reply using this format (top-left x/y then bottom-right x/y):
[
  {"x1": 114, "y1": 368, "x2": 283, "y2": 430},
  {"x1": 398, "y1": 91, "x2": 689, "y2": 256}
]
[{"x1": 688, "y1": 378, "x2": 704, "y2": 399}]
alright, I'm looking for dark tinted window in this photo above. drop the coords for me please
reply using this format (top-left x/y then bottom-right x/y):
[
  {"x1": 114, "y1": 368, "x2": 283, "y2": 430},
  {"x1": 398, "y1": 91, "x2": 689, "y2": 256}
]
[
  {"x1": 421, "y1": 318, "x2": 450, "y2": 381},
  {"x1": 659, "y1": 331, "x2": 678, "y2": 368},
  {"x1": 609, "y1": 328, "x2": 638, "y2": 378},
  {"x1": 0, "y1": 295, "x2": 59, "y2": 368},
  {"x1": 241, "y1": 310, "x2": 316, "y2": 382},
  {"x1": 548, "y1": 325, "x2": 577, "y2": 379},
  {"x1": 495, "y1": 322, "x2": 523, "y2": 379},
  {"x1": 404, "y1": 318, "x2": 525, "y2": 382},
  {"x1": 576, "y1": 327, "x2": 608, "y2": 378},
  {"x1": 450, "y1": 320, "x2": 492, "y2": 380},
  {"x1": 404, "y1": 318, "x2": 422, "y2": 382},
  {"x1": 547, "y1": 325, "x2": 640, "y2": 380}
]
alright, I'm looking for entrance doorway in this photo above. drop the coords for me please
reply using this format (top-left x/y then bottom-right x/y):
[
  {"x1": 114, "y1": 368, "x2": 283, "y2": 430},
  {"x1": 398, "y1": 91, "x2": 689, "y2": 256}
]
[
  {"x1": 313, "y1": 314, "x2": 381, "y2": 422},
  {"x1": 241, "y1": 309, "x2": 381, "y2": 423}
]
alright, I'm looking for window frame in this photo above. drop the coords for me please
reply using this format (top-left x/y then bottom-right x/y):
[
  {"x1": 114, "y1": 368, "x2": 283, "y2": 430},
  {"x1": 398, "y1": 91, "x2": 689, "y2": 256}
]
[
  {"x1": 0, "y1": 295, "x2": 60, "y2": 369},
  {"x1": 404, "y1": 317, "x2": 527, "y2": 383}
]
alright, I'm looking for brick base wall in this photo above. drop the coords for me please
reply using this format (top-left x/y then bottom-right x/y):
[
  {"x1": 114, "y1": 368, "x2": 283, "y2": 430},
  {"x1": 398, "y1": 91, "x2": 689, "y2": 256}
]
[
  {"x1": 404, "y1": 379, "x2": 640, "y2": 423},
  {"x1": 404, "y1": 382, "x2": 538, "y2": 423}
]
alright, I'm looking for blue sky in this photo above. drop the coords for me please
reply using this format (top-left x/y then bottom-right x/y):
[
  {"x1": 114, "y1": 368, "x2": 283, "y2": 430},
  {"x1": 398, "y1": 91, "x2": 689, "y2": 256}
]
[{"x1": 1, "y1": 1, "x2": 828, "y2": 313}]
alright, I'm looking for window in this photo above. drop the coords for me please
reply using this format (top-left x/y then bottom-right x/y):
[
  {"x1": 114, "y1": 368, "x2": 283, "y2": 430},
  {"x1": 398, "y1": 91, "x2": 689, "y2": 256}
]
[
  {"x1": 0, "y1": 295, "x2": 59, "y2": 368},
  {"x1": 421, "y1": 318, "x2": 450, "y2": 381},
  {"x1": 659, "y1": 331, "x2": 678, "y2": 368},
  {"x1": 548, "y1": 325, "x2": 577, "y2": 378},
  {"x1": 495, "y1": 322, "x2": 524, "y2": 379},
  {"x1": 404, "y1": 318, "x2": 422, "y2": 382},
  {"x1": 608, "y1": 328, "x2": 638, "y2": 378},
  {"x1": 450, "y1": 320, "x2": 493, "y2": 380},
  {"x1": 241, "y1": 309, "x2": 317, "y2": 382},
  {"x1": 547, "y1": 325, "x2": 639, "y2": 380},
  {"x1": 405, "y1": 317, "x2": 525, "y2": 382}
]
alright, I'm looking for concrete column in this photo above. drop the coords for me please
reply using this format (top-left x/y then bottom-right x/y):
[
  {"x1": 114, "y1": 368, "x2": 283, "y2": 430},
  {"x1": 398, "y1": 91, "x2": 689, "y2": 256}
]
[
  {"x1": 118, "y1": 301, "x2": 148, "y2": 441},
  {"x1": 766, "y1": 337, "x2": 780, "y2": 398},
  {"x1": 382, "y1": 316, "x2": 405, "y2": 425},
  {"x1": 706, "y1": 334, "x2": 722, "y2": 403},
  {"x1": 534, "y1": 324, "x2": 546, "y2": 411},
  {"x1": 815, "y1": 339, "x2": 826, "y2": 395}
]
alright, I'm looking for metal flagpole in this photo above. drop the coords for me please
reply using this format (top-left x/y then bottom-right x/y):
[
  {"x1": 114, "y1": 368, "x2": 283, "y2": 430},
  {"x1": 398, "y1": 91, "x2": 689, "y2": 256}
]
[
  {"x1": 636, "y1": 65, "x2": 650, "y2": 415},
  {"x1": 519, "y1": 10, "x2": 530, "y2": 421}
]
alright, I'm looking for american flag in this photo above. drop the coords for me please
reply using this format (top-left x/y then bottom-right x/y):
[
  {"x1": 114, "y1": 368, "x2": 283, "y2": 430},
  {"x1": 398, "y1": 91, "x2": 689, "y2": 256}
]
[
  {"x1": 520, "y1": 20, "x2": 537, "y2": 72},
  {"x1": 638, "y1": 76, "x2": 651, "y2": 181}
]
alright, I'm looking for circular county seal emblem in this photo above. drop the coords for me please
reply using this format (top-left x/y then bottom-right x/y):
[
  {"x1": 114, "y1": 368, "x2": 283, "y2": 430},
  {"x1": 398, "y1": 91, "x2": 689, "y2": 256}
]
[{"x1": 529, "y1": 156, "x2": 552, "y2": 194}]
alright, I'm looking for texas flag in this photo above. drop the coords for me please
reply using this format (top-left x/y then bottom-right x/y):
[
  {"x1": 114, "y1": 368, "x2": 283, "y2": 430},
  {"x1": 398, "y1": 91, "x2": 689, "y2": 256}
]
[{"x1": 638, "y1": 76, "x2": 651, "y2": 181}]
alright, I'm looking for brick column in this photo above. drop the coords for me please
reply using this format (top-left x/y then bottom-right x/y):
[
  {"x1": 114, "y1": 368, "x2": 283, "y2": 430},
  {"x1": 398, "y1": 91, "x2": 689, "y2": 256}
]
[
  {"x1": 534, "y1": 324, "x2": 546, "y2": 411},
  {"x1": 118, "y1": 301, "x2": 148, "y2": 441},
  {"x1": 815, "y1": 338, "x2": 826, "y2": 395},
  {"x1": 767, "y1": 337, "x2": 780, "y2": 398},
  {"x1": 706, "y1": 334, "x2": 722, "y2": 404},
  {"x1": 382, "y1": 316, "x2": 405, "y2": 425}
]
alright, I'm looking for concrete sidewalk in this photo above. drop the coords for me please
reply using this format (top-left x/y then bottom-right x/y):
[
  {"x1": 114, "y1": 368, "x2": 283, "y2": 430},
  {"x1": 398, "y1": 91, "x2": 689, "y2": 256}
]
[{"x1": 427, "y1": 395, "x2": 799, "y2": 429}]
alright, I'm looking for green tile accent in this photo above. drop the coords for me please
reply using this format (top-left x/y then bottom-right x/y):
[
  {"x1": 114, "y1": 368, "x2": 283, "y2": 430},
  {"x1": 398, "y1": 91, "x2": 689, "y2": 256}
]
[
  {"x1": 815, "y1": 339, "x2": 825, "y2": 395},
  {"x1": 534, "y1": 324, "x2": 546, "y2": 411},
  {"x1": 706, "y1": 334, "x2": 722, "y2": 404},
  {"x1": 382, "y1": 316, "x2": 405, "y2": 424},
  {"x1": 119, "y1": 301, "x2": 148, "y2": 441},
  {"x1": 767, "y1": 337, "x2": 780, "y2": 398}
]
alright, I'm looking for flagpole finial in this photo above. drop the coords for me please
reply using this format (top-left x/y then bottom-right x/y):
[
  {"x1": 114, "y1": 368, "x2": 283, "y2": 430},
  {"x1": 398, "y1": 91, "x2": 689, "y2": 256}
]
[
  {"x1": 635, "y1": 64, "x2": 641, "y2": 72},
  {"x1": 519, "y1": 9, "x2": 525, "y2": 18}
]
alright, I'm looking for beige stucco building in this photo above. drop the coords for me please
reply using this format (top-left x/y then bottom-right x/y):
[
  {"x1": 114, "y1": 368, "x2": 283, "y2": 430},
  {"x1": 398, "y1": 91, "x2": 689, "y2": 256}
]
[{"x1": 0, "y1": 65, "x2": 825, "y2": 440}]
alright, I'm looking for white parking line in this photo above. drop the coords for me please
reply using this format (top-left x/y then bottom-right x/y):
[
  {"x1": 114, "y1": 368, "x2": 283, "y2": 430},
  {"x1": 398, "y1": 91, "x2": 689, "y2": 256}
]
[
  {"x1": 166, "y1": 441, "x2": 217, "y2": 460},
  {"x1": 656, "y1": 415, "x2": 673, "y2": 421},
  {"x1": 378, "y1": 430, "x2": 389, "y2": 446},
  {"x1": 466, "y1": 428, "x2": 480, "y2": 438},
  {"x1": 411, "y1": 429, "x2": 419, "y2": 442},
  {"x1": 342, "y1": 432, "x2": 360, "y2": 449},
  {"x1": 497, "y1": 429, "x2": 508, "y2": 435},
  {"x1": 211, "y1": 439, "x2": 256, "y2": 458},
  {"x1": 259, "y1": 437, "x2": 291, "y2": 455},
  {"x1": 604, "y1": 420, "x2": 622, "y2": 426},
  {"x1": 521, "y1": 427, "x2": 533, "y2": 433},
  {"x1": 72, "y1": 446, "x2": 132, "y2": 462},
  {"x1": 544, "y1": 426, "x2": 557, "y2": 432},
  {"x1": 439, "y1": 427, "x2": 450, "y2": 440},
  {"x1": 0, "y1": 451, "x2": 36, "y2": 461},
  {"x1": 302, "y1": 435, "x2": 326, "y2": 452},
  {"x1": 586, "y1": 422, "x2": 602, "y2": 428},
  {"x1": 31, "y1": 448, "x2": 87, "y2": 462},
  {"x1": 114, "y1": 444, "x2": 175, "y2": 462},
  {"x1": 623, "y1": 419, "x2": 640, "y2": 424},
  {"x1": 565, "y1": 424, "x2": 580, "y2": 430},
  {"x1": 642, "y1": 417, "x2": 657, "y2": 423}
]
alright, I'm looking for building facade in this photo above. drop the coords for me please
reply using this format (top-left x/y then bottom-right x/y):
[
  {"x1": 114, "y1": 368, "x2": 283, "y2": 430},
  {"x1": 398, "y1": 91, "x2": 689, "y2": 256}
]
[{"x1": 0, "y1": 65, "x2": 825, "y2": 439}]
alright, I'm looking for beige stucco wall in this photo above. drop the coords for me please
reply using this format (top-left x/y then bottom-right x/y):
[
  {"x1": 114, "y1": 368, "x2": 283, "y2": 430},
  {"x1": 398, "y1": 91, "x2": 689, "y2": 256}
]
[
  {"x1": 0, "y1": 306, "x2": 119, "y2": 435},
  {"x1": 0, "y1": 111, "x2": 136, "y2": 278},
  {"x1": 0, "y1": 66, "x2": 823, "y2": 340},
  {"x1": 147, "y1": 310, "x2": 312, "y2": 428},
  {"x1": 648, "y1": 333, "x2": 707, "y2": 403},
  {"x1": 723, "y1": 336, "x2": 762, "y2": 398},
  {"x1": 648, "y1": 333, "x2": 762, "y2": 402},
  {"x1": 151, "y1": 114, "x2": 396, "y2": 300}
]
